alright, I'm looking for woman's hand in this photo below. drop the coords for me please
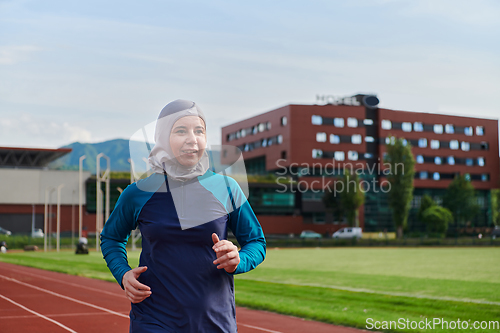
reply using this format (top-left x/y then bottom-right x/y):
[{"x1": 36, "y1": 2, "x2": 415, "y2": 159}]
[
  {"x1": 212, "y1": 233, "x2": 240, "y2": 273},
  {"x1": 122, "y1": 266, "x2": 152, "y2": 303}
]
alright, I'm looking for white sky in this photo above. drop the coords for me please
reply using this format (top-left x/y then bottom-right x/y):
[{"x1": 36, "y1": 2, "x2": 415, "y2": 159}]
[{"x1": 1, "y1": 0, "x2": 499, "y2": 150}]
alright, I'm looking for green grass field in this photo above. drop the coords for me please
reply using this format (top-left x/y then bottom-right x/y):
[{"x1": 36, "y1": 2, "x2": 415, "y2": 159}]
[{"x1": 1, "y1": 247, "x2": 499, "y2": 332}]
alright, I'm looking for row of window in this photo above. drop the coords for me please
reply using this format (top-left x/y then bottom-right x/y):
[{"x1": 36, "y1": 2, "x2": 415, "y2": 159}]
[
  {"x1": 237, "y1": 135, "x2": 284, "y2": 152},
  {"x1": 381, "y1": 120, "x2": 485, "y2": 136},
  {"x1": 417, "y1": 171, "x2": 489, "y2": 182},
  {"x1": 312, "y1": 115, "x2": 366, "y2": 128},
  {"x1": 317, "y1": 132, "x2": 363, "y2": 144},
  {"x1": 385, "y1": 137, "x2": 488, "y2": 151},
  {"x1": 227, "y1": 117, "x2": 288, "y2": 142},
  {"x1": 415, "y1": 155, "x2": 485, "y2": 167},
  {"x1": 316, "y1": 133, "x2": 488, "y2": 151},
  {"x1": 312, "y1": 149, "x2": 360, "y2": 161}
]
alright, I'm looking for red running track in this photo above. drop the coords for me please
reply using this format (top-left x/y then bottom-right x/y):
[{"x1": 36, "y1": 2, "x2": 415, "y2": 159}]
[{"x1": 0, "y1": 262, "x2": 364, "y2": 333}]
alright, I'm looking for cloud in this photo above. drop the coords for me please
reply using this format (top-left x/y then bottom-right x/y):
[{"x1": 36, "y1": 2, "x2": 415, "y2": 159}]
[
  {"x1": 0, "y1": 45, "x2": 42, "y2": 65},
  {"x1": 0, "y1": 113, "x2": 94, "y2": 148}
]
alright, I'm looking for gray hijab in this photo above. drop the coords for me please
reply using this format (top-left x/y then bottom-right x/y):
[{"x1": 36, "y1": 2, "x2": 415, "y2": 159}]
[{"x1": 148, "y1": 99, "x2": 210, "y2": 181}]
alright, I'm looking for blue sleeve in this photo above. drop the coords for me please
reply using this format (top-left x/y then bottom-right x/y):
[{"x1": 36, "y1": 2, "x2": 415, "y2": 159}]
[
  {"x1": 226, "y1": 180, "x2": 266, "y2": 275},
  {"x1": 100, "y1": 183, "x2": 140, "y2": 288}
]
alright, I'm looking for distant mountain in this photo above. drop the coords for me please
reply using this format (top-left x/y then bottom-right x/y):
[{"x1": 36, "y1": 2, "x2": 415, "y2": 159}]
[{"x1": 49, "y1": 139, "x2": 222, "y2": 174}]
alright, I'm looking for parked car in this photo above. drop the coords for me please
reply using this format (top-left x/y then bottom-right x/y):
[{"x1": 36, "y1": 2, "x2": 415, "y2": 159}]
[
  {"x1": 31, "y1": 228, "x2": 44, "y2": 238},
  {"x1": 300, "y1": 230, "x2": 322, "y2": 239},
  {"x1": 0, "y1": 227, "x2": 12, "y2": 236},
  {"x1": 332, "y1": 227, "x2": 362, "y2": 239}
]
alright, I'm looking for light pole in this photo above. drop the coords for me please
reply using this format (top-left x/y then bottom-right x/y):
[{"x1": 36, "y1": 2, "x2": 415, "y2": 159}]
[
  {"x1": 79, "y1": 155, "x2": 86, "y2": 239},
  {"x1": 96, "y1": 153, "x2": 110, "y2": 252},
  {"x1": 56, "y1": 183, "x2": 65, "y2": 252},
  {"x1": 44, "y1": 187, "x2": 55, "y2": 252}
]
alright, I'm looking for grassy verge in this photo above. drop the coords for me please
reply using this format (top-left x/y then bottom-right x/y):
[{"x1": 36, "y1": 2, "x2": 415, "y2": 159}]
[{"x1": 0, "y1": 248, "x2": 499, "y2": 332}]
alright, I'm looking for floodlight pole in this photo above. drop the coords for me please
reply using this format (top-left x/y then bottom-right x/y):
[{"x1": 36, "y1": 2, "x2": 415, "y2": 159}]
[
  {"x1": 79, "y1": 155, "x2": 86, "y2": 239},
  {"x1": 56, "y1": 184, "x2": 65, "y2": 252},
  {"x1": 44, "y1": 187, "x2": 55, "y2": 252},
  {"x1": 129, "y1": 158, "x2": 142, "y2": 251},
  {"x1": 96, "y1": 153, "x2": 110, "y2": 252}
]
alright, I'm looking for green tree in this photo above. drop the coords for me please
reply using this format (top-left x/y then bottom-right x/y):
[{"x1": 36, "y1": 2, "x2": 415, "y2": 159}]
[
  {"x1": 323, "y1": 188, "x2": 345, "y2": 224},
  {"x1": 442, "y1": 174, "x2": 480, "y2": 228},
  {"x1": 491, "y1": 189, "x2": 500, "y2": 226},
  {"x1": 421, "y1": 206, "x2": 453, "y2": 236},
  {"x1": 417, "y1": 194, "x2": 435, "y2": 222},
  {"x1": 383, "y1": 135, "x2": 415, "y2": 238},
  {"x1": 337, "y1": 169, "x2": 365, "y2": 227}
]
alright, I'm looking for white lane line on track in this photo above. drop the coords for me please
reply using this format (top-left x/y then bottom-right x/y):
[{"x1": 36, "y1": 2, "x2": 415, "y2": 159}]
[
  {"x1": 0, "y1": 312, "x2": 130, "y2": 320},
  {"x1": 239, "y1": 323, "x2": 283, "y2": 333},
  {"x1": 1, "y1": 265, "x2": 125, "y2": 298},
  {"x1": 237, "y1": 278, "x2": 500, "y2": 306},
  {"x1": 0, "y1": 274, "x2": 129, "y2": 319},
  {"x1": 0, "y1": 293, "x2": 78, "y2": 333}
]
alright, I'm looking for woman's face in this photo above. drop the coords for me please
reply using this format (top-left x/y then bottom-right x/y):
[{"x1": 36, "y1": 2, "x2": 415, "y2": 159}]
[{"x1": 169, "y1": 116, "x2": 207, "y2": 167}]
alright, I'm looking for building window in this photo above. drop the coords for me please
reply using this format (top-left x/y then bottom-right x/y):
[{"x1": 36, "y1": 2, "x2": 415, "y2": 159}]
[
  {"x1": 267, "y1": 138, "x2": 273, "y2": 146},
  {"x1": 420, "y1": 171, "x2": 428, "y2": 179},
  {"x1": 262, "y1": 138, "x2": 267, "y2": 147},
  {"x1": 402, "y1": 139, "x2": 408, "y2": 146},
  {"x1": 365, "y1": 136, "x2": 374, "y2": 142},
  {"x1": 447, "y1": 156, "x2": 455, "y2": 165},
  {"x1": 464, "y1": 173, "x2": 471, "y2": 181},
  {"x1": 445, "y1": 124, "x2": 454, "y2": 134},
  {"x1": 461, "y1": 141, "x2": 470, "y2": 151},
  {"x1": 312, "y1": 149, "x2": 323, "y2": 159},
  {"x1": 430, "y1": 140, "x2": 440, "y2": 149},
  {"x1": 347, "y1": 117, "x2": 358, "y2": 128},
  {"x1": 277, "y1": 135, "x2": 283, "y2": 144},
  {"x1": 281, "y1": 116, "x2": 287, "y2": 126},
  {"x1": 434, "y1": 157, "x2": 442, "y2": 165},
  {"x1": 464, "y1": 126, "x2": 473, "y2": 136},
  {"x1": 450, "y1": 140, "x2": 459, "y2": 150},
  {"x1": 418, "y1": 138, "x2": 427, "y2": 148},
  {"x1": 381, "y1": 120, "x2": 392, "y2": 130},
  {"x1": 433, "y1": 172, "x2": 440, "y2": 181},
  {"x1": 434, "y1": 124, "x2": 443, "y2": 134},
  {"x1": 259, "y1": 123, "x2": 266, "y2": 132},
  {"x1": 235, "y1": 131, "x2": 240, "y2": 139},
  {"x1": 465, "y1": 158, "x2": 473, "y2": 166},
  {"x1": 312, "y1": 115, "x2": 323, "y2": 125},
  {"x1": 266, "y1": 121, "x2": 272, "y2": 130},
  {"x1": 316, "y1": 132, "x2": 327, "y2": 142},
  {"x1": 252, "y1": 126, "x2": 258, "y2": 135},
  {"x1": 477, "y1": 157, "x2": 485, "y2": 167},
  {"x1": 476, "y1": 126, "x2": 484, "y2": 136},
  {"x1": 481, "y1": 174, "x2": 489, "y2": 182},
  {"x1": 241, "y1": 129, "x2": 246, "y2": 138},
  {"x1": 281, "y1": 150, "x2": 287, "y2": 159},
  {"x1": 313, "y1": 213, "x2": 326, "y2": 224},
  {"x1": 351, "y1": 134, "x2": 362, "y2": 144},
  {"x1": 348, "y1": 151, "x2": 358, "y2": 161},
  {"x1": 363, "y1": 119, "x2": 373, "y2": 125},
  {"x1": 364, "y1": 153, "x2": 374, "y2": 159},
  {"x1": 414, "y1": 122, "x2": 423, "y2": 132},
  {"x1": 402, "y1": 122, "x2": 412, "y2": 132},
  {"x1": 334, "y1": 151, "x2": 345, "y2": 161},
  {"x1": 334, "y1": 118, "x2": 344, "y2": 128},
  {"x1": 330, "y1": 134, "x2": 340, "y2": 144},
  {"x1": 480, "y1": 142, "x2": 489, "y2": 150},
  {"x1": 416, "y1": 155, "x2": 424, "y2": 164}
]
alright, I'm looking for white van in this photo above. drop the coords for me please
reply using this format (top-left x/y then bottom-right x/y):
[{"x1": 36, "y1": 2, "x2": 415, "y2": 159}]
[{"x1": 332, "y1": 227, "x2": 362, "y2": 239}]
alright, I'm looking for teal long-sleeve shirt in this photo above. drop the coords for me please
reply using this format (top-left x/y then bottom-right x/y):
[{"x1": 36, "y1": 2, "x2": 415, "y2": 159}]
[{"x1": 100, "y1": 170, "x2": 266, "y2": 332}]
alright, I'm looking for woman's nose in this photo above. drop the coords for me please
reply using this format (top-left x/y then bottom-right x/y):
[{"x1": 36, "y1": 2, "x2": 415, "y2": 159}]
[{"x1": 185, "y1": 130, "x2": 197, "y2": 144}]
